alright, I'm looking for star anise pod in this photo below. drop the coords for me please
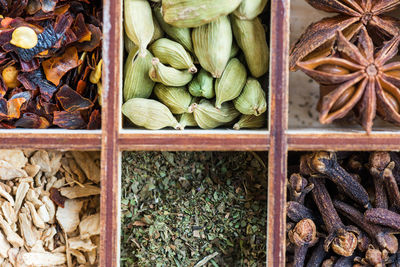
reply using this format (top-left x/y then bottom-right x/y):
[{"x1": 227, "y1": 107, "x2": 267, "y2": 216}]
[
  {"x1": 297, "y1": 27, "x2": 400, "y2": 133},
  {"x1": 290, "y1": 0, "x2": 400, "y2": 70}
]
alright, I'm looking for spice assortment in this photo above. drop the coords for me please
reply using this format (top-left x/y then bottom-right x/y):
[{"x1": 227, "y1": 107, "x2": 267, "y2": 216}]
[
  {"x1": 121, "y1": 151, "x2": 267, "y2": 266},
  {"x1": 290, "y1": 1, "x2": 400, "y2": 133},
  {"x1": 286, "y1": 151, "x2": 400, "y2": 266},
  {"x1": 122, "y1": 0, "x2": 269, "y2": 130},
  {"x1": 0, "y1": 1, "x2": 102, "y2": 129},
  {"x1": 0, "y1": 149, "x2": 100, "y2": 266}
]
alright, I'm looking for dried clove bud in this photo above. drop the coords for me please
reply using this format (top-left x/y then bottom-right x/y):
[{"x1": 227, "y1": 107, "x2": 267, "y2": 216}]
[
  {"x1": 289, "y1": 218, "x2": 319, "y2": 267},
  {"x1": 306, "y1": 239, "x2": 327, "y2": 267},
  {"x1": 333, "y1": 255, "x2": 356, "y2": 267},
  {"x1": 369, "y1": 152, "x2": 390, "y2": 209},
  {"x1": 364, "y1": 208, "x2": 400, "y2": 231},
  {"x1": 303, "y1": 152, "x2": 370, "y2": 208},
  {"x1": 357, "y1": 231, "x2": 372, "y2": 253},
  {"x1": 310, "y1": 178, "x2": 359, "y2": 257},
  {"x1": 287, "y1": 201, "x2": 322, "y2": 225},
  {"x1": 382, "y1": 162, "x2": 400, "y2": 212},
  {"x1": 288, "y1": 173, "x2": 314, "y2": 204},
  {"x1": 364, "y1": 246, "x2": 388, "y2": 267},
  {"x1": 321, "y1": 257, "x2": 336, "y2": 267},
  {"x1": 333, "y1": 200, "x2": 398, "y2": 254},
  {"x1": 347, "y1": 154, "x2": 364, "y2": 173}
]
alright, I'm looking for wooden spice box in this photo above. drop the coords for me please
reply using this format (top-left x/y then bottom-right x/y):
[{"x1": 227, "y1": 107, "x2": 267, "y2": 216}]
[{"x1": 1, "y1": 0, "x2": 400, "y2": 266}]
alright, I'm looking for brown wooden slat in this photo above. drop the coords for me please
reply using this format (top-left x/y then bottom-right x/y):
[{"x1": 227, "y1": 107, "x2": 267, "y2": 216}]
[
  {"x1": 288, "y1": 132, "x2": 400, "y2": 151},
  {"x1": 100, "y1": 0, "x2": 121, "y2": 265},
  {"x1": 267, "y1": 0, "x2": 289, "y2": 266},
  {"x1": 0, "y1": 131, "x2": 101, "y2": 150},
  {"x1": 119, "y1": 132, "x2": 269, "y2": 151}
]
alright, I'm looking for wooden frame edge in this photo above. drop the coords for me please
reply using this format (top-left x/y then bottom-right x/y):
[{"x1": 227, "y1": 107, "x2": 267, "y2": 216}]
[{"x1": 267, "y1": 0, "x2": 289, "y2": 266}]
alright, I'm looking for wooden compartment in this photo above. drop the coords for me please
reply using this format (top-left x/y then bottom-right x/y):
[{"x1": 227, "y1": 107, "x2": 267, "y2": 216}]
[{"x1": 4, "y1": 0, "x2": 400, "y2": 266}]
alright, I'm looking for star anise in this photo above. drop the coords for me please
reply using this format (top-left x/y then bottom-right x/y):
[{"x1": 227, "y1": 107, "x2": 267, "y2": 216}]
[
  {"x1": 297, "y1": 27, "x2": 400, "y2": 133},
  {"x1": 290, "y1": 0, "x2": 400, "y2": 70}
]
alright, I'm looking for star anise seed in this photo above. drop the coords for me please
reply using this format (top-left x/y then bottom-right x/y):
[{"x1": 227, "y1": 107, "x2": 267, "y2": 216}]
[
  {"x1": 297, "y1": 27, "x2": 400, "y2": 133},
  {"x1": 290, "y1": 0, "x2": 400, "y2": 70}
]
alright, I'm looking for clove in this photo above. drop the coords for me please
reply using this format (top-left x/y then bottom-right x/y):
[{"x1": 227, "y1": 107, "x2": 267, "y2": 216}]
[
  {"x1": 347, "y1": 154, "x2": 363, "y2": 173},
  {"x1": 333, "y1": 255, "x2": 356, "y2": 267},
  {"x1": 306, "y1": 239, "x2": 327, "y2": 267},
  {"x1": 288, "y1": 173, "x2": 314, "y2": 204},
  {"x1": 310, "y1": 177, "x2": 359, "y2": 257},
  {"x1": 287, "y1": 201, "x2": 322, "y2": 224},
  {"x1": 369, "y1": 152, "x2": 389, "y2": 209},
  {"x1": 389, "y1": 152, "x2": 400, "y2": 185},
  {"x1": 355, "y1": 245, "x2": 389, "y2": 267},
  {"x1": 302, "y1": 152, "x2": 370, "y2": 208},
  {"x1": 382, "y1": 162, "x2": 400, "y2": 212},
  {"x1": 288, "y1": 218, "x2": 319, "y2": 267},
  {"x1": 333, "y1": 200, "x2": 398, "y2": 254},
  {"x1": 357, "y1": 230, "x2": 372, "y2": 253},
  {"x1": 322, "y1": 257, "x2": 336, "y2": 267},
  {"x1": 364, "y1": 208, "x2": 400, "y2": 231}
]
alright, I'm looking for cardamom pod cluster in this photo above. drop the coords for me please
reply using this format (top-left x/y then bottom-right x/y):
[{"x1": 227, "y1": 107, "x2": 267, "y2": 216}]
[{"x1": 123, "y1": 0, "x2": 270, "y2": 130}]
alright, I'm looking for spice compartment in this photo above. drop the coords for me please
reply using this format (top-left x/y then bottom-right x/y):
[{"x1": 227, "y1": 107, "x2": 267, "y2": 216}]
[
  {"x1": 288, "y1": 0, "x2": 400, "y2": 133},
  {"x1": 119, "y1": 151, "x2": 267, "y2": 267},
  {"x1": 0, "y1": 149, "x2": 101, "y2": 266},
  {"x1": 284, "y1": 151, "x2": 400, "y2": 266},
  {"x1": 119, "y1": 0, "x2": 271, "y2": 134}
]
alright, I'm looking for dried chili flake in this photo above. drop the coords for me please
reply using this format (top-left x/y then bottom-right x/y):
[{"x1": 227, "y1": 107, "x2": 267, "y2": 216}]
[
  {"x1": 43, "y1": 47, "x2": 81, "y2": 86},
  {"x1": 15, "y1": 112, "x2": 49, "y2": 128},
  {"x1": 56, "y1": 84, "x2": 93, "y2": 112},
  {"x1": 53, "y1": 110, "x2": 86, "y2": 129},
  {"x1": 0, "y1": 0, "x2": 102, "y2": 128}
]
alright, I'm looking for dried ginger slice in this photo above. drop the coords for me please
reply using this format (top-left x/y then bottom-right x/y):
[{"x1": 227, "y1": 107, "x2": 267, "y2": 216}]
[
  {"x1": 22, "y1": 252, "x2": 66, "y2": 266},
  {"x1": 60, "y1": 184, "x2": 100, "y2": 199},
  {"x1": 56, "y1": 199, "x2": 83, "y2": 233}
]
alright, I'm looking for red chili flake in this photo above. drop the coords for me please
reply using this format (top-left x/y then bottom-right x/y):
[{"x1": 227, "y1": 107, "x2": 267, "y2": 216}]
[
  {"x1": 15, "y1": 112, "x2": 50, "y2": 128},
  {"x1": 50, "y1": 187, "x2": 66, "y2": 208},
  {"x1": 43, "y1": 47, "x2": 81, "y2": 86},
  {"x1": 0, "y1": 0, "x2": 102, "y2": 128},
  {"x1": 87, "y1": 109, "x2": 101, "y2": 129},
  {"x1": 56, "y1": 84, "x2": 93, "y2": 112},
  {"x1": 53, "y1": 110, "x2": 86, "y2": 129}
]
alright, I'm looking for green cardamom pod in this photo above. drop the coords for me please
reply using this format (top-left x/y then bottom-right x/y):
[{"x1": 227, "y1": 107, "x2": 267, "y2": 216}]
[
  {"x1": 150, "y1": 38, "x2": 197, "y2": 73},
  {"x1": 124, "y1": 0, "x2": 154, "y2": 56},
  {"x1": 179, "y1": 113, "x2": 198, "y2": 128},
  {"x1": 190, "y1": 99, "x2": 240, "y2": 129},
  {"x1": 234, "y1": 78, "x2": 267, "y2": 116},
  {"x1": 154, "y1": 84, "x2": 192, "y2": 114},
  {"x1": 124, "y1": 49, "x2": 155, "y2": 101},
  {"x1": 215, "y1": 58, "x2": 247, "y2": 109},
  {"x1": 124, "y1": 17, "x2": 163, "y2": 54},
  {"x1": 233, "y1": 113, "x2": 266, "y2": 130},
  {"x1": 162, "y1": 0, "x2": 242, "y2": 28},
  {"x1": 122, "y1": 98, "x2": 182, "y2": 130},
  {"x1": 188, "y1": 69, "x2": 214, "y2": 99},
  {"x1": 124, "y1": 32, "x2": 137, "y2": 54},
  {"x1": 149, "y1": 58, "x2": 193, "y2": 86},
  {"x1": 231, "y1": 16, "x2": 269, "y2": 78},
  {"x1": 193, "y1": 16, "x2": 232, "y2": 78},
  {"x1": 233, "y1": 0, "x2": 268, "y2": 20},
  {"x1": 154, "y1": 6, "x2": 193, "y2": 52}
]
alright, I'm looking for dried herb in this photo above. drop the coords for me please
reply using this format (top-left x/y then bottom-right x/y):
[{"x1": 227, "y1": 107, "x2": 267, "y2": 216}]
[
  {"x1": 0, "y1": 1, "x2": 102, "y2": 129},
  {"x1": 121, "y1": 151, "x2": 267, "y2": 267},
  {"x1": 297, "y1": 28, "x2": 400, "y2": 133}
]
